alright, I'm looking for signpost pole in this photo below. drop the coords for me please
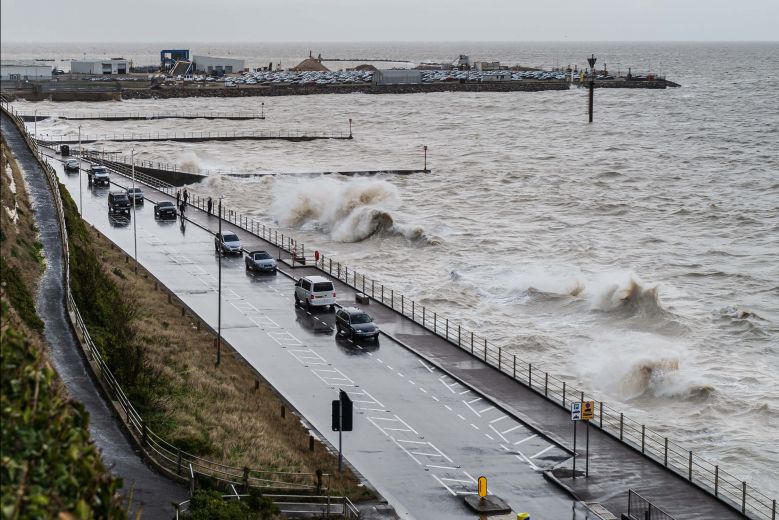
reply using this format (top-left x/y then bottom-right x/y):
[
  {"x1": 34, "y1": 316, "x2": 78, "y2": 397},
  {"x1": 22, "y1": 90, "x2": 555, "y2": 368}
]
[
  {"x1": 573, "y1": 421, "x2": 577, "y2": 479},
  {"x1": 586, "y1": 420, "x2": 590, "y2": 477},
  {"x1": 338, "y1": 401, "x2": 343, "y2": 473}
]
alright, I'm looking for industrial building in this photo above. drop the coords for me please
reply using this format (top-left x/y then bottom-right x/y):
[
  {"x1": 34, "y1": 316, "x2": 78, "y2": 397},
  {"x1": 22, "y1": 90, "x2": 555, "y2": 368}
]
[
  {"x1": 71, "y1": 58, "x2": 129, "y2": 75},
  {"x1": 192, "y1": 55, "x2": 245, "y2": 74},
  {"x1": 0, "y1": 61, "x2": 53, "y2": 81},
  {"x1": 372, "y1": 69, "x2": 422, "y2": 86},
  {"x1": 161, "y1": 49, "x2": 189, "y2": 70}
]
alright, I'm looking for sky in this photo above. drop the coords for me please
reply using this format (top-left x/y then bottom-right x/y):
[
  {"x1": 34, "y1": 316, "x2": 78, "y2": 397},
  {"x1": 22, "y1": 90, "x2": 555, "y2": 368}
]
[{"x1": 1, "y1": 0, "x2": 777, "y2": 42}]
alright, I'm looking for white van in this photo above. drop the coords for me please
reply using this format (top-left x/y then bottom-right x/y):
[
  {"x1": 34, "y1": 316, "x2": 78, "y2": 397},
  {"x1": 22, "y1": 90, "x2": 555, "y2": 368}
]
[{"x1": 294, "y1": 276, "x2": 336, "y2": 309}]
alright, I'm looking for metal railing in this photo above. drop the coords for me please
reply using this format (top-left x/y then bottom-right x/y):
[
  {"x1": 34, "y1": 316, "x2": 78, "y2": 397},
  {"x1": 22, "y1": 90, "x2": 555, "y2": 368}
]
[
  {"x1": 34, "y1": 128, "x2": 350, "y2": 145},
  {"x1": 627, "y1": 489, "x2": 676, "y2": 520},
  {"x1": 5, "y1": 99, "x2": 777, "y2": 520},
  {"x1": 0, "y1": 100, "x2": 347, "y2": 513},
  {"x1": 175, "y1": 493, "x2": 359, "y2": 519}
]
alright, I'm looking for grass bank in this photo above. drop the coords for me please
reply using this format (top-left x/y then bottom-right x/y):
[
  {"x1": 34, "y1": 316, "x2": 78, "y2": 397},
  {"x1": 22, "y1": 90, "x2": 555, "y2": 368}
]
[
  {"x1": 58, "y1": 184, "x2": 371, "y2": 501},
  {"x1": 1, "y1": 138, "x2": 126, "y2": 519}
]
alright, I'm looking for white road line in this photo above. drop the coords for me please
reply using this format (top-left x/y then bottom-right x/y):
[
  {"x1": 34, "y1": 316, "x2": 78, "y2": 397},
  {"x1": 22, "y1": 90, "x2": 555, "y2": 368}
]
[
  {"x1": 463, "y1": 399, "x2": 482, "y2": 417},
  {"x1": 432, "y1": 474, "x2": 456, "y2": 496},
  {"x1": 459, "y1": 389, "x2": 471, "y2": 395},
  {"x1": 419, "y1": 360, "x2": 435, "y2": 373},
  {"x1": 470, "y1": 423, "x2": 480, "y2": 430},
  {"x1": 392, "y1": 437, "x2": 422, "y2": 466},
  {"x1": 485, "y1": 434, "x2": 494, "y2": 440},
  {"x1": 419, "y1": 387, "x2": 427, "y2": 393},
  {"x1": 396, "y1": 372, "x2": 404, "y2": 377},
  {"x1": 444, "y1": 405, "x2": 452, "y2": 411},
  {"x1": 426, "y1": 464, "x2": 457, "y2": 471},
  {"x1": 517, "y1": 451, "x2": 539, "y2": 470},
  {"x1": 490, "y1": 415, "x2": 508, "y2": 424},
  {"x1": 457, "y1": 414, "x2": 466, "y2": 421},
  {"x1": 408, "y1": 380, "x2": 416, "y2": 385},
  {"x1": 530, "y1": 446, "x2": 554, "y2": 459},
  {"x1": 431, "y1": 395, "x2": 439, "y2": 402},
  {"x1": 386, "y1": 365, "x2": 393, "y2": 370},
  {"x1": 478, "y1": 406, "x2": 495, "y2": 414},
  {"x1": 501, "y1": 424, "x2": 522, "y2": 434},
  {"x1": 514, "y1": 434, "x2": 538, "y2": 446},
  {"x1": 489, "y1": 424, "x2": 509, "y2": 443}
]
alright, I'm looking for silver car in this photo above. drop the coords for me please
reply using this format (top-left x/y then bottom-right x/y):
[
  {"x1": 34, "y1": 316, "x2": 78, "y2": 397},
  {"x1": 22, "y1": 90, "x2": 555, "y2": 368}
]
[
  {"x1": 215, "y1": 232, "x2": 242, "y2": 255},
  {"x1": 245, "y1": 250, "x2": 277, "y2": 274}
]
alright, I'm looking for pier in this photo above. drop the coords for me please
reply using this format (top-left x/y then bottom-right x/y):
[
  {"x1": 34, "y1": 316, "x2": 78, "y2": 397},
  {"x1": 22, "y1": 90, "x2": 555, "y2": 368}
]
[
  {"x1": 35, "y1": 128, "x2": 352, "y2": 145},
  {"x1": 19, "y1": 111, "x2": 266, "y2": 122}
]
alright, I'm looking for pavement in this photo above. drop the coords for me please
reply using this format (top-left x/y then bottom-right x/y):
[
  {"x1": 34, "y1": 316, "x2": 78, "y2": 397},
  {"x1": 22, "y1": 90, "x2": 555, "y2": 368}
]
[
  {"x1": 1, "y1": 112, "x2": 187, "y2": 520},
  {"x1": 30, "y1": 128, "x2": 750, "y2": 519}
]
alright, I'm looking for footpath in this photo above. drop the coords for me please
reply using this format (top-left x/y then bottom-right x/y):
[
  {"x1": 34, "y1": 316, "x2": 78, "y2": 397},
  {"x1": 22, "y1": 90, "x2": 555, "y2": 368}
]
[{"x1": 2, "y1": 112, "x2": 187, "y2": 519}]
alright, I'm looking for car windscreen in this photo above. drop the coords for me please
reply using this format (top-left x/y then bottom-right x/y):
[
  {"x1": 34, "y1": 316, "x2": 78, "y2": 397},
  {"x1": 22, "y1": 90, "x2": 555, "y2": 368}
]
[
  {"x1": 158, "y1": 202, "x2": 174, "y2": 207},
  {"x1": 313, "y1": 282, "x2": 334, "y2": 292},
  {"x1": 350, "y1": 313, "x2": 371, "y2": 324},
  {"x1": 254, "y1": 252, "x2": 272, "y2": 260},
  {"x1": 92, "y1": 167, "x2": 107, "y2": 173},
  {"x1": 223, "y1": 234, "x2": 239, "y2": 242},
  {"x1": 113, "y1": 195, "x2": 129, "y2": 202}
]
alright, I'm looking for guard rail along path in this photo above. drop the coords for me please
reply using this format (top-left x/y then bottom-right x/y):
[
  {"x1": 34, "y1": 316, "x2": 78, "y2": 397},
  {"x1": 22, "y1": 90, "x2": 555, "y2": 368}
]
[
  {"x1": 0, "y1": 100, "x2": 359, "y2": 519},
  {"x1": 627, "y1": 489, "x2": 677, "y2": 520},
  {"x1": 119, "y1": 118, "x2": 774, "y2": 520}
]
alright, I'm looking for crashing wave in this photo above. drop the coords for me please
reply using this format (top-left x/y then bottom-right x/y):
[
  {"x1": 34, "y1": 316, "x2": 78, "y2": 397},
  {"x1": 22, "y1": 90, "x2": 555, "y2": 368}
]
[{"x1": 617, "y1": 357, "x2": 716, "y2": 401}]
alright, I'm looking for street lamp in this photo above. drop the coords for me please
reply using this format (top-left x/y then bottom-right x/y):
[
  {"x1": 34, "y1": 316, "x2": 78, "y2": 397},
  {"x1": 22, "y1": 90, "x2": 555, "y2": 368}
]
[
  {"x1": 216, "y1": 195, "x2": 223, "y2": 366},
  {"x1": 131, "y1": 148, "x2": 138, "y2": 270},
  {"x1": 587, "y1": 54, "x2": 597, "y2": 123}
]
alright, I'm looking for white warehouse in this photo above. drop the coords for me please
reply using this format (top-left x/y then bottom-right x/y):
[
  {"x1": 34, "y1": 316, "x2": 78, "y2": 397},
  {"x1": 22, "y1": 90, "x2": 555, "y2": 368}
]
[
  {"x1": 0, "y1": 61, "x2": 53, "y2": 81},
  {"x1": 71, "y1": 58, "x2": 129, "y2": 75},
  {"x1": 192, "y1": 55, "x2": 245, "y2": 74}
]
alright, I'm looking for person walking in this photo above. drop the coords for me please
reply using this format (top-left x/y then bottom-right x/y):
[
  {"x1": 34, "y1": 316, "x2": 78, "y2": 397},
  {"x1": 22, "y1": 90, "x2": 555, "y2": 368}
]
[
  {"x1": 207, "y1": 196, "x2": 213, "y2": 215},
  {"x1": 179, "y1": 201, "x2": 186, "y2": 219},
  {"x1": 183, "y1": 188, "x2": 189, "y2": 204},
  {"x1": 176, "y1": 189, "x2": 181, "y2": 206}
]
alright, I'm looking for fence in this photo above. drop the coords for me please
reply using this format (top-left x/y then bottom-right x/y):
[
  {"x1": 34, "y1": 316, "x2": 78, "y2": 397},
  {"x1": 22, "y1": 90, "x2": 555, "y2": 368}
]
[
  {"x1": 5, "y1": 99, "x2": 777, "y2": 520},
  {"x1": 175, "y1": 492, "x2": 359, "y2": 519},
  {"x1": 627, "y1": 489, "x2": 676, "y2": 520},
  {"x1": 34, "y1": 128, "x2": 350, "y2": 145},
  {"x1": 0, "y1": 100, "x2": 358, "y2": 517}
]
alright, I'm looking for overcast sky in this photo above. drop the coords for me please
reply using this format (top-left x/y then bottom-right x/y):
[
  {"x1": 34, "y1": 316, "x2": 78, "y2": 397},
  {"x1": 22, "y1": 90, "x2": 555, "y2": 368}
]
[{"x1": 2, "y1": 0, "x2": 777, "y2": 42}]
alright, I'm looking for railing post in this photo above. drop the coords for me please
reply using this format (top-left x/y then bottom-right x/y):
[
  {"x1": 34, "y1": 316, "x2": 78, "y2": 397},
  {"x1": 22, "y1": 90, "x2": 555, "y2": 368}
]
[
  {"x1": 470, "y1": 332, "x2": 474, "y2": 354},
  {"x1": 142, "y1": 421, "x2": 148, "y2": 447},
  {"x1": 715, "y1": 465, "x2": 719, "y2": 496},
  {"x1": 641, "y1": 425, "x2": 645, "y2": 453},
  {"x1": 528, "y1": 363, "x2": 532, "y2": 387},
  {"x1": 371, "y1": 280, "x2": 375, "y2": 298},
  {"x1": 513, "y1": 355, "x2": 516, "y2": 378},
  {"x1": 457, "y1": 325, "x2": 460, "y2": 346},
  {"x1": 688, "y1": 451, "x2": 693, "y2": 481},
  {"x1": 391, "y1": 289, "x2": 394, "y2": 308},
  {"x1": 599, "y1": 401, "x2": 603, "y2": 428},
  {"x1": 545, "y1": 373, "x2": 548, "y2": 397},
  {"x1": 563, "y1": 382, "x2": 566, "y2": 406},
  {"x1": 177, "y1": 449, "x2": 182, "y2": 475},
  {"x1": 401, "y1": 294, "x2": 404, "y2": 315},
  {"x1": 620, "y1": 413, "x2": 624, "y2": 440},
  {"x1": 742, "y1": 481, "x2": 746, "y2": 514},
  {"x1": 433, "y1": 312, "x2": 436, "y2": 333},
  {"x1": 411, "y1": 300, "x2": 414, "y2": 320},
  {"x1": 498, "y1": 347, "x2": 501, "y2": 368},
  {"x1": 664, "y1": 437, "x2": 668, "y2": 466},
  {"x1": 445, "y1": 319, "x2": 448, "y2": 340}
]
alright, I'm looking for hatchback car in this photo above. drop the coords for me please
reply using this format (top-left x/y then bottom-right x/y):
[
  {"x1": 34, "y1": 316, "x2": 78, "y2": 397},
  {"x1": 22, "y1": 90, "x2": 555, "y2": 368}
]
[
  {"x1": 294, "y1": 276, "x2": 336, "y2": 309},
  {"x1": 215, "y1": 232, "x2": 242, "y2": 255},
  {"x1": 245, "y1": 250, "x2": 277, "y2": 274},
  {"x1": 64, "y1": 159, "x2": 79, "y2": 172},
  {"x1": 336, "y1": 307, "x2": 379, "y2": 341},
  {"x1": 154, "y1": 201, "x2": 177, "y2": 220},
  {"x1": 126, "y1": 187, "x2": 144, "y2": 205}
]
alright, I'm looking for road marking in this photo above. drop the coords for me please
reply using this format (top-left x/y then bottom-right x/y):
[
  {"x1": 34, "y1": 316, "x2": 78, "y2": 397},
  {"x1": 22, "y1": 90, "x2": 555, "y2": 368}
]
[
  {"x1": 432, "y1": 474, "x2": 456, "y2": 496},
  {"x1": 485, "y1": 434, "x2": 494, "y2": 440},
  {"x1": 431, "y1": 395, "x2": 439, "y2": 402},
  {"x1": 530, "y1": 446, "x2": 554, "y2": 459},
  {"x1": 426, "y1": 464, "x2": 457, "y2": 471},
  {"x1": 470, "y1": 423, "x2": 480, "y2": 430},
  {"x1": 419, "y1": 360, "x2": 435, "y2": 373},
  {"x1": 514, "y1": 434, "x2": 538, "y2": 446},
  {"x1": 457, "y1": 414, "x2": 466, "y2": 421},
  {"x1": 491, "y1": 415, "x2": 508, "y2": 424},
  {"x1": 418, "y1": 387, "x2": 427, "y2": 393},
  {"x1": 489, "y1": 424, "x2": 509, "y2": 443},
  {"x1": 311, "y1": 367, "x2": 355, "y2": 387}
]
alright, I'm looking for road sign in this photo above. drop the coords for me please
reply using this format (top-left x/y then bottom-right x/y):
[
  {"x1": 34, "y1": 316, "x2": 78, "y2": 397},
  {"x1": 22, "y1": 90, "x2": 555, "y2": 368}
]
[
  {"x1": 570, "y1": 402, "x2": 582, "y2": 421},
  {"x1": 477, "y1": 476, "x2": 487, "y2": 498},
  {"x1": 331, "y1": 391, "x2": 353, "y2": 432},
  {"x1": 582, "y1": 401, "x2": 595, "y2": 421}
]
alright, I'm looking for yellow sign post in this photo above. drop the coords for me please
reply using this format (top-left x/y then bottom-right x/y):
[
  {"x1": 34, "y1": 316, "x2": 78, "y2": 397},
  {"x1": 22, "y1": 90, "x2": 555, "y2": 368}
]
[
  {"x1": 478, "y1": 476, "x2": 487, "y2": 498},
  {"x1": 582, "y1": 401, "x2": 595, "y2": 420}
]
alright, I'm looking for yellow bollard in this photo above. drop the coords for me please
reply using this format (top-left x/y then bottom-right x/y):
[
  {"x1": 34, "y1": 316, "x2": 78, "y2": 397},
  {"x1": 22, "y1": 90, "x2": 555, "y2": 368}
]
[{"x1": 517, "y1": 514, "x2": 530, "y2": 520}]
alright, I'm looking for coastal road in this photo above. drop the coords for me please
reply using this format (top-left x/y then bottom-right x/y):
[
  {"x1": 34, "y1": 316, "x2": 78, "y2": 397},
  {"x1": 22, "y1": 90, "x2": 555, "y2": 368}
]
[{"x1": 49, "y1": 158, "x2": 578, "y2": 519}]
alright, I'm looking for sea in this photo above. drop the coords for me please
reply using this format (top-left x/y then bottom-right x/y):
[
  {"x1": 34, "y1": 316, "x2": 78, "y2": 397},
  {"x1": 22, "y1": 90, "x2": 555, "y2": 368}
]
[{"x1": 5, "y1": 41, "x2": 778, "y2": 498}]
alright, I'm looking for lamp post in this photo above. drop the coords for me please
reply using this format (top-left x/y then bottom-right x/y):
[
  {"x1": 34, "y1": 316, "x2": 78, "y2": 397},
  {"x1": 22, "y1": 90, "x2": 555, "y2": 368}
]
[
  {"x1": 78, "y1": 125, "x2": 83, "y2": 215},
  {"x1": 587, "y1": 54, "x2": 597, "y2": 123},
  {"x1": 261, "y1": 102, "x2": 264, "y2": 119},
  {"x1": 348, "y1": 118, "x2": 352, "y2": 138},
  {"x1": 423, "y1": 145, "x2": 428, "y2": 172},
  {"x1": 131, "y1": 148, "x2": 138, "y2": 269},
  {"x1": 216, "y1": 196, "x2": 223, "y2": 366}
]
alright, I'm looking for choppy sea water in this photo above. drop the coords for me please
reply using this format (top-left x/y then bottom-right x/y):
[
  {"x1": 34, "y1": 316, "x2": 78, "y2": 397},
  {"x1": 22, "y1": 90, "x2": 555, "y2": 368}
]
[{"x1": 10, "y1": 42, "x2": 779, "y2": 497}]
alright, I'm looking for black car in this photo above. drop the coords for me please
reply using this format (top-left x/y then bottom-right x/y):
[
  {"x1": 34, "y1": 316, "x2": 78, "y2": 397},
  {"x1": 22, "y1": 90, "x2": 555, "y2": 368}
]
[
  {"x1": 335, "y1": 307, "x2": 380, "y2": 341},
  {"x1": 154, "y1": 201, "x2": 177, "y2": 220},
  {"x1": 108, "y1": 191, "x2": 131, "y2": 216},
  {"x1": 126, "y1": 187, "x2": 144, "y2": 205}
]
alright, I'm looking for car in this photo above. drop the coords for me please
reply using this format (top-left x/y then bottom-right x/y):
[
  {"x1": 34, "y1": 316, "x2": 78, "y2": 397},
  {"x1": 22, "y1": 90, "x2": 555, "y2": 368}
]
[
  {"x1": 215, "y1": 232, "x2": 242, "y2": 255},
  {"x1": 107, "y1": 191, "x2": 131, "y2": 216},
  {"x1": 126, "y1": 187, "x2": 144, "y2": 205},
  {"x1": 245, "y1": 250, "x2": 277, "y2": 274},
  {"x1": 64, "y1": 159, "x2": 79, "y2": 172},
  {"x1": 335, "y1": 307, "x2": 380, "y2": 341},
  {"x1": 87, "y1": 166, "x2": 110, "y2": 187},
  {"x1": 294, "y1": 276, "x2": 336, "y2": 309},
  {"x1": 154, "y1": 200, "x2": 177, "y2": 220}
]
